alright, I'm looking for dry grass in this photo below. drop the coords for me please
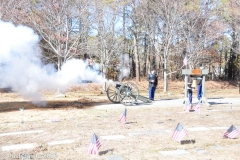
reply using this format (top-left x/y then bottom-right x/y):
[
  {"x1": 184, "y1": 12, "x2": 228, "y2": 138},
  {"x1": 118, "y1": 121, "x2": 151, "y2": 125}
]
[{"x1": 0, "y1": 80, "x2": 239, "y2": 160}]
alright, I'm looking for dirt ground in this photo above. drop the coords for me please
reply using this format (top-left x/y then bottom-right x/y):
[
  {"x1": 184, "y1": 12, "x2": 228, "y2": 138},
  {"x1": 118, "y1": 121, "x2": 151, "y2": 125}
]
[{"x1": 0, "y1": 80, "x2": 240, "y2": 160}]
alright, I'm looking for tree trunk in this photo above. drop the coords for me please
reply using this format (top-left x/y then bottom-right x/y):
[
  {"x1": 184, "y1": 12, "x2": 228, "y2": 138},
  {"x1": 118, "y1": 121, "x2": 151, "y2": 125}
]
[
  {"x1": 133, "y1": 33, "x2": 140, "y2": 81},
  {"x1": 143, "y1": 33, "x2": 147, "y2": 77},
  {"x1": 121, "y1": 3, "x2": 126, "y2": 82},
  {"x1": 163, "y1": 58, "x2": 168, "y2": 92},
  {"x1": 57, "y1": 45, "x2": 62, "y2": 71},
  {"x1": 228, "y1": 31, "x2": 238, "y2": 80},
  {"x1": 131, "y1": 50, "x2": 136, "y2": 78}
]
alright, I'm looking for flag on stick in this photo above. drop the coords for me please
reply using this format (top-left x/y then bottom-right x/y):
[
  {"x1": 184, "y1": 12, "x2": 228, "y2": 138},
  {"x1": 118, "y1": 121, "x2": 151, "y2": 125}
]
[
  {"x1": 223, "y1": 125, "x2": 240, "y2": 139},
  {"x1": 119, "y1": 108, "x2": 127, "y2": 124},
  {"x1": 183, "y1": 56, "x2": 188, "y2": 66},
  {"x1": 87, "y1": 133, "x2": 102, "y2": 155},
  {"x1": 172, "y1": 123, "x2": 187, "y2": 142}
]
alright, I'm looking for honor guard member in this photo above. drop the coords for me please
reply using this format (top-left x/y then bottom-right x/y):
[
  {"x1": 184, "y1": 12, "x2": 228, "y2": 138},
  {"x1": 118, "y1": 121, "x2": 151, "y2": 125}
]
[
  {"x1": 197, "y1": 66, "x2": 204, "y2": 101},
  {"x1": 187, "y1": 76, "x2": 194, "y2": 108},
  {"x1": 187, "y1": 83, "x2": 194, "y2": 110},
  {"x1": 197, "y1": 76, "x2": 203, "y2": 101},
  {"x1": 147, "y1": 70, "x2": 158, "y2": 101}
]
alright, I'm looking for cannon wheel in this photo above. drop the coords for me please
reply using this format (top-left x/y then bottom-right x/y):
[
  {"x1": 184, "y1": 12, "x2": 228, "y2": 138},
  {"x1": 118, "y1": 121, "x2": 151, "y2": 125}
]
[
  {"x1": 106, "y1": 82, "x2": 122, "y2": 103},
  {"x1": 118, "y1": 82, "x2": 139, "y2": 106}
]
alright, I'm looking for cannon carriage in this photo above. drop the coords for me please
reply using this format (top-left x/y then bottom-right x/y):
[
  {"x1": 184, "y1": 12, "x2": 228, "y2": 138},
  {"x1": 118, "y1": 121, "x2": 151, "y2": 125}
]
[{"x1": 106, "y1": 81, "x2": 152, "y2": 106}]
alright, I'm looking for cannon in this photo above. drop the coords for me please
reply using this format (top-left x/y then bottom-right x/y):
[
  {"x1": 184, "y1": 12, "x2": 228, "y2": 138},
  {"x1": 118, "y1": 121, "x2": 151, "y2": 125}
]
[{"x1": 106, "y1": 81, "x2": 152, "y2": 106}]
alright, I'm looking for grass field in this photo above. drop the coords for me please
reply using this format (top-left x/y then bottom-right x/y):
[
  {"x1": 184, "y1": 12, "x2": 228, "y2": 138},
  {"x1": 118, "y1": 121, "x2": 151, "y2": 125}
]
[{"x1": 0, "y1": 80, "x2": 239, "y2": 160}]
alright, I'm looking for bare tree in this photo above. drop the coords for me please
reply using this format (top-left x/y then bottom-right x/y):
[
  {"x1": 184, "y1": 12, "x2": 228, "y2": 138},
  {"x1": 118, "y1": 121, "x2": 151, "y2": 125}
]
[
  {"x1": 0, "y1": 0, "x2": 29, "y2": 25},
  {"x1": 1, "y1": 0, "x2": 238, "y2": 83},
  {"x1": 219, "y1": 0, "x2": 240, "y2": 80},
  {"x1": 28, "y1": 0, "x2": 90, "y2": 71},
  {"x1": 149, "y1": 0, "x2": 183, "y2": 92},
  {"x1": 126, "y1": 0, "x2": 143, "y2": 82},
  {"x1": 178, "y1": 1, "x2": 222, "y2": 67},
  {"x1": 91, "y1": 0, "x2": 128, "y2": 82}
]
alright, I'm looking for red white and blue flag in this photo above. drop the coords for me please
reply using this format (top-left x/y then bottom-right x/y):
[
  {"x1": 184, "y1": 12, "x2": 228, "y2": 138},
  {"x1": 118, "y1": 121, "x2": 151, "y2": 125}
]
[
  {"x1": 183, "y1": 56, "x2": 188, "y2": 66},
  {"x1": 87, "y1": 133, "x2": 102, "y2": 155},
  {"x1": 223, "y1": 125, "x2": 240, "y2": 139},
  {"x1": 172, "y1": 123, "x2": 187, "y2": 142},
  {"x1": 119, "y1": 108, "x2": 127, "y2": 124}
]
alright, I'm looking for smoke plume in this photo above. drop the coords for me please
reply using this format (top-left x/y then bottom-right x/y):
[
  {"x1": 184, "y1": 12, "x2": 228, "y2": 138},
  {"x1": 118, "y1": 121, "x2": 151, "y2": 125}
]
[
  {"x1": 118, "y1": 54, "x2": 130, "y2": 81},
  {"x1": 0, "y1": 20, "x2": 105, "y2": 105}
]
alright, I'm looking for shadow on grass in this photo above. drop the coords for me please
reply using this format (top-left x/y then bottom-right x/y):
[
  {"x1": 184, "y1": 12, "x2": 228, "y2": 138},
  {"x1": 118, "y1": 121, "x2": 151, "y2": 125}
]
[
  {"x1": 159, "y1": 98, "x2": 179, "y2": 101},
  {"x1": 181, "y1": 139, "x2": 196, "y2": 145},
  {"x1": 208, "y1": 102, "x2": 231, "y2": 105},
  {"x1": 99, "y1": 148, "x2": 114, "y2": 155},
  {"x1": 135, "y1": 102, "x2": 152, "y2": 106},
  {"x1": 126, "y1": 122, "x2": 137, "y2": 124},
  {"x1": 0, "y1": 100, "x2": 111, "y2": 113}
]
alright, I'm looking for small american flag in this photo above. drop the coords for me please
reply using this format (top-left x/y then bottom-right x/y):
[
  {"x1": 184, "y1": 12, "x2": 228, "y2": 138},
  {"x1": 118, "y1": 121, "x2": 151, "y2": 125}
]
[
  {"x1": 119, "y1": 108, "x2": 127, "y2": 124},
  {"x1": 223, "y1": 125, "x2": 240, "y2": 139},
  {"x1": 172, "y1": 123, "x2": 187, "y2": 142},
  {"x1": 87, "y1": 133, "x2": 102, "y2": 155},
  {"x1": 183, "y1": 56, "x2": 188, "y2": 66}
]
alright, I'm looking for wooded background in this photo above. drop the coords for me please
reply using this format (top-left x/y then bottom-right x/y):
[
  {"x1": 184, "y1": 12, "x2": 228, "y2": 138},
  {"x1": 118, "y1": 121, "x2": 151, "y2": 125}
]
[{"x1": 0, "y1": 0, "x2": 239, "y2": 91}]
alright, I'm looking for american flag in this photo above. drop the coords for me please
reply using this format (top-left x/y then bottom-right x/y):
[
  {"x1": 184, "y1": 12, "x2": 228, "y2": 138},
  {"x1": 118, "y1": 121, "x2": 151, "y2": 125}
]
[
  {"x1": 223, "y1": 125, "x2": 240, "y2": 139},
  {"x1": 87, "y1": 133, "x2": 102, "y2": 155},
  {"x1": 183, "y1": 56, "x2": 188, "y2": 66},
  {"x1": 172, "y1": 123, "x2": 187, "y2": 142},
  {"x1": 119, "y1": 108, "x2": 127, "y2": 124}
]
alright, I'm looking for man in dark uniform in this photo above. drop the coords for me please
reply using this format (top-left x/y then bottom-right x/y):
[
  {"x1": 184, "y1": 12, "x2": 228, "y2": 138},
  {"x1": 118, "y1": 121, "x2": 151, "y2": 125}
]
[
  {"x1": 147, "y1": 70, "x2": 158, "y2": 101},
  {"x1": 197, "y1": 66, "x2": 205, "y2": 101},
  {"x1": 187, "y1": 83, "x2": 193, "y2": 105},
  {"x1": 197, "y1": 76, "x2": 203, "y2": 100},
  {"x1": 186, "y1": 75, "x2": 194, "y2": 108}
]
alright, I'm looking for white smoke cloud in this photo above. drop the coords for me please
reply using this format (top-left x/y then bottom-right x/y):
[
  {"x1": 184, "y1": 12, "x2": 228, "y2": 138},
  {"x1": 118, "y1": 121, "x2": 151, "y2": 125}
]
[
  {"x1": 118, "y1": 54, "x2": 130, "y2": 81},
  {"x1": 0, "y1": 20, "x2": 105, "y2": 105},
  {"x1": 58, "y1": 59, "x2": 104, "y2": 90}
]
